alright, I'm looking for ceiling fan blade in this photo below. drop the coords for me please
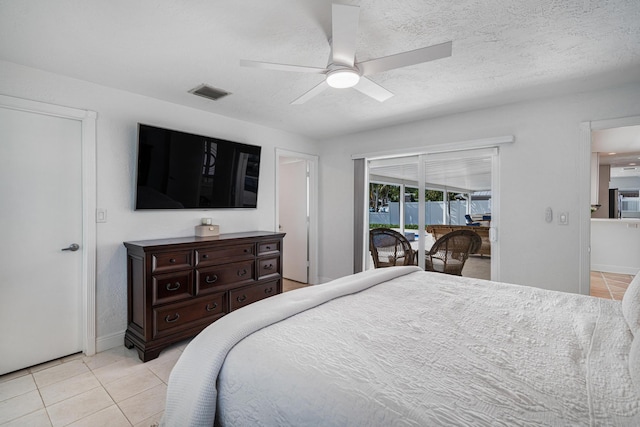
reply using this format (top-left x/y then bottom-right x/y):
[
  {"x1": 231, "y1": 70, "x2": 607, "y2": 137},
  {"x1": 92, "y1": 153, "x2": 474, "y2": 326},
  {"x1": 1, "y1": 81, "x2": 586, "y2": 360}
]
[
  {"x1": 357, "y1": 41, "x2": 452, "y2": 75},
  {"x1": 291, "y1": 80, "x2": 330, "y2": 105},
  {"x1": 331, "y1": 4, "x2": 360, "y2": 67},
  {"x1": 240, "y1": 59, "x2": 326, "y2": 74},
  {"x1": 353, "y1": 77, "x2": 394, "y2": 102}
]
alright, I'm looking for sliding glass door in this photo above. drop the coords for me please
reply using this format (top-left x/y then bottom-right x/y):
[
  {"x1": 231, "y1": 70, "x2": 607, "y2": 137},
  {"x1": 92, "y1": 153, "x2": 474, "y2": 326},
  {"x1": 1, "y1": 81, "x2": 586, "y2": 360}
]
[{"x1": 365, "y1": 148, "x2": 497, "y2": 280}]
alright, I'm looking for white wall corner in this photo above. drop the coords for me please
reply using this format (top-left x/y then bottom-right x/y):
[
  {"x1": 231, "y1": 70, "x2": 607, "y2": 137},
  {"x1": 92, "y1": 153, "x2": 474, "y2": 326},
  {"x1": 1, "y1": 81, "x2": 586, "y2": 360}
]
[{"x1": 96, "y1": 330, "x2": 126, "y2": 353}]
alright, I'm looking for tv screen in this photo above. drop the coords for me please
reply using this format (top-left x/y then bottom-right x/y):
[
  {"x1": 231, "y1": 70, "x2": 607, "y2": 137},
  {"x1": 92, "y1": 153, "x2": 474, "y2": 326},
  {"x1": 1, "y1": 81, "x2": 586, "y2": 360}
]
[{"x1": 135, "y1": 124, "x2": 261, "y2": 209}]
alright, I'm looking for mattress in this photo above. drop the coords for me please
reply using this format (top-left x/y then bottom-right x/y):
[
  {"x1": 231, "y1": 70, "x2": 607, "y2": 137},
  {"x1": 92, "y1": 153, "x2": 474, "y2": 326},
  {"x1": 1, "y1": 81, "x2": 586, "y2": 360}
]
[{"x1": 162, "y1": 266, "x2": 640, "y2": 426}]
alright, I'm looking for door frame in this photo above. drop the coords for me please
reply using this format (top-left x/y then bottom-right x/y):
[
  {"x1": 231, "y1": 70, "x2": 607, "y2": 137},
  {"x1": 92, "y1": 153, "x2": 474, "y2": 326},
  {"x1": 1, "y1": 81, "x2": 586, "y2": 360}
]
[
  {"x1": 275, "y1": 148, "x2": 319, "y2": 285},
  {"x1": 354, "y1": 135, "x2": 513, "y2": 281},
  {"x1": 579, "y1": 115, "x2": 640, "y2": 296},
  {"x1": 0, "y1": 94, "x2": 97, "y2": 356}
]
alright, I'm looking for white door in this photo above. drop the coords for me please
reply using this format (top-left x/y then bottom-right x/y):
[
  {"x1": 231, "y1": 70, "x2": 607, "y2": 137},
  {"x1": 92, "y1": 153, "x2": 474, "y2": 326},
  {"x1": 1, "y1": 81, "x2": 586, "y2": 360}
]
[
  {"x1": 0, "y1": 106, "x2": 84, "y2": 375},
  {"x1": 279, "y1": 158, "x2": 308, "y2": 283}
]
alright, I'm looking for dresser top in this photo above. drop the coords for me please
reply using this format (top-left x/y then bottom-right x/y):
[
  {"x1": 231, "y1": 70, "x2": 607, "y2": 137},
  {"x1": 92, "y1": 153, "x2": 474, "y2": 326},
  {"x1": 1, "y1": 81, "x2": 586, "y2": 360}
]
[{"x1": 124, "y1": 230, "x2": 285, "y2": 249}]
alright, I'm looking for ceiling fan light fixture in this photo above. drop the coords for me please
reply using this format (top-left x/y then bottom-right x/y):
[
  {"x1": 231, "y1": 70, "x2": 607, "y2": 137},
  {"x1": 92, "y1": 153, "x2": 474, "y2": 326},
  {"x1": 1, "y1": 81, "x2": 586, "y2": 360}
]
[{"x1": 326, "y1": 68, "x2": 360, "y2": 88}]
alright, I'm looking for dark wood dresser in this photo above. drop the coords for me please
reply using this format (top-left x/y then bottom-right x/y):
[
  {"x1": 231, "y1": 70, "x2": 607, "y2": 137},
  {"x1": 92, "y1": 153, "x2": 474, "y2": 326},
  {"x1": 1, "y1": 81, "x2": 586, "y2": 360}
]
[{"x1": 124, "y1": 231, "x2": 285, "y2": 361}]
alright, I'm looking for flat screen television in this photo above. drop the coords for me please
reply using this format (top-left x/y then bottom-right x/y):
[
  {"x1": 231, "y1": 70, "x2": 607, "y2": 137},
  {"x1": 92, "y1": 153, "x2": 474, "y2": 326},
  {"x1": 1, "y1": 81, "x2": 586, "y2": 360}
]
[{"x1": 135, "y1": 124, "x2": 261, "y2": 209}]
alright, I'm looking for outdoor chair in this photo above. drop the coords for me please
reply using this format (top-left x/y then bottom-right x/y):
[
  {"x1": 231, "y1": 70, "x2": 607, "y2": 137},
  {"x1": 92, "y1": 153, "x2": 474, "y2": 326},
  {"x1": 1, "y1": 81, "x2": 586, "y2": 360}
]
[
  {"x1": 425, "y1": 229, "x2": 482, "y2": 276},
  {"x1": 464, "y1": 214, "x2": 480, "y2": 226},
  {"x1": 369, "y1": 228, "x2": 416, "y2": 268}
]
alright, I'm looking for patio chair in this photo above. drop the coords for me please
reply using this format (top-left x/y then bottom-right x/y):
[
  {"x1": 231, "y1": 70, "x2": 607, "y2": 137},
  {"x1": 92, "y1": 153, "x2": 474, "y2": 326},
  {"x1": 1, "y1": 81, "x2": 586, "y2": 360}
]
[
  {"x1": 464, "y1": 214, "x2": 480, "y2": 226},
  {"x1": 425, "y1": 229, "x2": 482, "y2": 276},
  {"x1": 369, "y1": 228, "x2": 416, "y2": 268}
]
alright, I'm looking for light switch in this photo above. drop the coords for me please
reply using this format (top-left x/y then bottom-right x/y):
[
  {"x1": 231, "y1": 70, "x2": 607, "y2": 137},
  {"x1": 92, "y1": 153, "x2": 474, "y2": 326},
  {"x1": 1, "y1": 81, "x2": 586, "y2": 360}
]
[
  {"x1": 558, "y1": 212, "x2": 568, "y2": 225},
  {"x1": 96, "y1": 208, "x2": 107, "y2": 223}
]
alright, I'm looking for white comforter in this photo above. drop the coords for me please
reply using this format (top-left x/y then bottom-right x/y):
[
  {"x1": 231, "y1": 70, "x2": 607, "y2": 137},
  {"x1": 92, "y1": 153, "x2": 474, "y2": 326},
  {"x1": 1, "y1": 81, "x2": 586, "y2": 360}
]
[{"x1": 162, "y1": 267, "x2": 640, "y2": 426}]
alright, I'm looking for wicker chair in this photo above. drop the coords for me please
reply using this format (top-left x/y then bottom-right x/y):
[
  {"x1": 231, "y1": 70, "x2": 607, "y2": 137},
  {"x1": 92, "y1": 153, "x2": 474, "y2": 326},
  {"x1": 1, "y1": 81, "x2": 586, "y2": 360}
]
[
  {"x1": 369, "y1": 228, "x2": 416, "y2": 268},
  {"x1": 425, "y1": 229, "x2": 482, "y2": 276}
]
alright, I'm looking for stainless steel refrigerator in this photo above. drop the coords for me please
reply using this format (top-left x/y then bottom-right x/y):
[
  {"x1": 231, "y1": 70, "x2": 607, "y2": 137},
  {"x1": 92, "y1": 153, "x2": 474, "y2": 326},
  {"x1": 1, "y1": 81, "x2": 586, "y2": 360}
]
[{"x1": 609, "y1": 188, "x2": 620, "y2": 218}]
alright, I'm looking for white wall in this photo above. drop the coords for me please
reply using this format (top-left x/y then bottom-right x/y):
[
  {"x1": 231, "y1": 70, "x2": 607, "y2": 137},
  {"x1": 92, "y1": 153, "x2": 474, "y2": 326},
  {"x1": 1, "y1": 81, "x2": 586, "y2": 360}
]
[
  {"x1": 318, "y1": 82, "x2": 640, "y2": 293},
  {"x1": 0, "y1": 60, "x2": 320, "y2": 350}
]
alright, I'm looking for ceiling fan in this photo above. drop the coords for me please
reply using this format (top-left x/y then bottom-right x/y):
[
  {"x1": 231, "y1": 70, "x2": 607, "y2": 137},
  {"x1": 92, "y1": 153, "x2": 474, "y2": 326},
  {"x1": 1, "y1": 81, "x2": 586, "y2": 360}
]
[{"x1": 240, "y1": 3, "x2": 452, "y2": 105}]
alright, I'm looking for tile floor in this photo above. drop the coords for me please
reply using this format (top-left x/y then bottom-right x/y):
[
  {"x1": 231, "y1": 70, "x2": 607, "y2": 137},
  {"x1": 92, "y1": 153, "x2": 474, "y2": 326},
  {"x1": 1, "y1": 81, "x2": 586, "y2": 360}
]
[
  {"x1": 0, "y1": 274, "x2": 628, "y2": 426},
  {"x1": 0, "y1": 280, "x2": 309, "y2": 427},
  {"x1": 590, "y1": 270, "x2": 634, "y2": 301}
]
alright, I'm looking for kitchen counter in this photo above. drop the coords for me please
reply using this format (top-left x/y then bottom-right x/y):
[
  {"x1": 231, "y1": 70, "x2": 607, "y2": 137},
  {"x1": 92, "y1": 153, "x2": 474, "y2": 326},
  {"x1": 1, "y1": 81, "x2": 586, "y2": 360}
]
[{"x1": 591, "y1": 218, "x2": 640, "y2": 275}]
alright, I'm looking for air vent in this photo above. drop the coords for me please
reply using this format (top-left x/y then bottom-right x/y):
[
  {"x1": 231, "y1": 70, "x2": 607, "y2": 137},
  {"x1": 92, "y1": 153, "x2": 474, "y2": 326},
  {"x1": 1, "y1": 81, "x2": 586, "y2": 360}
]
[{"x1": 189, "y1": 84, "x2": 231, "y2": 101}]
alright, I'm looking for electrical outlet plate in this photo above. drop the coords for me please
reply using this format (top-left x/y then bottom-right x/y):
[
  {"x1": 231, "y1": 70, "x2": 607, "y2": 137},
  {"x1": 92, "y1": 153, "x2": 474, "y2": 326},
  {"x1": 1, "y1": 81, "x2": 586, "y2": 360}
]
[{"x1": 545, "y1": 207, "x2": 553, "y2": 223}]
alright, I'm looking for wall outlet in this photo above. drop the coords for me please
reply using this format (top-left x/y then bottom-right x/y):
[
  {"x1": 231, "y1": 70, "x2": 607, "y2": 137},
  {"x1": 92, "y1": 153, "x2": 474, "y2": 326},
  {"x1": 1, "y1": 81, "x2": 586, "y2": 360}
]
[{"x1": 545, "y1": 207, "x2": 553, "y2": 223}]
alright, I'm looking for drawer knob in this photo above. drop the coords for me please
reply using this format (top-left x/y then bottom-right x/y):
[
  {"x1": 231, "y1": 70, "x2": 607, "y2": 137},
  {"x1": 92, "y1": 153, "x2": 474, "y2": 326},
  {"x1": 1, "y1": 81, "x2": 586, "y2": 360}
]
[
  {"x1": 202, "y1": 254, "x2": 209, "y2": 259},
  {"x1": 206, "y1": 302, "x2": 218, "y2": 312},
  {"x1": 169, "y1": 258, "x2": 176, "y2": 264},
  {"x1": 236, "y1": 295, "x2": 247, "y2": 303},
  {"x1": 165, "y1": 313, "x2": 180, "y2": 323},
  {"x1": 166, "y1": 282, "x2": 181, "y2": 291},
  {"x1": 265, "y1": 246, "x2": 271, "y2": 250},
  {"x1": 243, "y1": 248, "x2": 249, "y2": 253},
  {"x1": 264, "y1": 287, "x2": 274, "y2": 294},
  {"x1": 264, "y1": 263, "x2": 274, "y2": 270},
  {"x1": 205, "y1": 275, "x2": 218, "y2": 284},
  {"x1": 237, "y1": 268, "x2": 247, "y2": 277}
]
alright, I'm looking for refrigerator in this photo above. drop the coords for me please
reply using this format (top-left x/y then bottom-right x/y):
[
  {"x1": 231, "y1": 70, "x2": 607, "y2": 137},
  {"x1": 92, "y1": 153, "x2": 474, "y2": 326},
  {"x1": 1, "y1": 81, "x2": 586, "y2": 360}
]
[{"x1": 609, "y1": 188, "x2": 620, "y2": 218}]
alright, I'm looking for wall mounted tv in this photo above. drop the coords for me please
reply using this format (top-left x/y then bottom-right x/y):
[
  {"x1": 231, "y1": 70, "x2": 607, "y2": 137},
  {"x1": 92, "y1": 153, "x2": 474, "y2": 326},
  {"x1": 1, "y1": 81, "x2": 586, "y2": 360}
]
[{"x1": 135, "y1": 124, "x2": 261, "y2": 209}]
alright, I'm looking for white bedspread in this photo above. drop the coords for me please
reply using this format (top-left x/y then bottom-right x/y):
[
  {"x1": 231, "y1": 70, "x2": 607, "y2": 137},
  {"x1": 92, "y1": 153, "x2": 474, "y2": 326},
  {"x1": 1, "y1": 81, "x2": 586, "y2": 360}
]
[{"x1": 163, "y1": 267, "x2": 640, "y2": 426}]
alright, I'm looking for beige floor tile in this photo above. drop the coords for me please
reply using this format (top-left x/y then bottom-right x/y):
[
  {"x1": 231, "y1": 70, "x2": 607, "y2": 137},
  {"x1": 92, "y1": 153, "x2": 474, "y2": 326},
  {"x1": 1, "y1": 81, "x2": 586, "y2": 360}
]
[
  {"x1": 28, "y1": 359, "x2": 62, "y2": 374},
  {"x1": 0, "y1": 374, "x2": 36, "y2": 402},
  {"x1": 0, "y1": 369, "x2": 30, "y2": 385},
  {"x1": 32, "y1": 360, "x2": 90, "y2": 389},
  {"x1": 146, "y1": 357, "x2": 177, "y2": 384},
  {"x1": 45, "y1": 387, "x2": 114, "y2": 427},
  {"x1": 104, "y1": 368, "x2": 162, "y2": 403},
  {"x1": 591, "y1": 289, "x2": 612, "y2": 299},
  {"x1": 117, "y1": 383, "x2": 167, "y2": 426},
  {"x1": 84, "y1": 346, "x2": 139, "y2": 372},
  {"x1": 0, "y1": 389, "x2": 44, "y2": 424},
  {"x1": 66, "y1": 404, "x2": 131, "y2": 427},
  {"x1": 176, "y1": 338, "x2": 193, "y2": 352},
  {"x1": 92, "y1": 357, "x2": 146, "y2": 386},
  {"x1": 133, "y1": 410, "x2": 163, "y2": 427},
  {"x1": 39, "y1": 371, "x2": 102, "y2": 406},
  {"x1": 1, "y1": 408, "x2": 52, "y2": 427},
  {"x1": 612, "y1": 292, "x2": 626, "y2": 301}
]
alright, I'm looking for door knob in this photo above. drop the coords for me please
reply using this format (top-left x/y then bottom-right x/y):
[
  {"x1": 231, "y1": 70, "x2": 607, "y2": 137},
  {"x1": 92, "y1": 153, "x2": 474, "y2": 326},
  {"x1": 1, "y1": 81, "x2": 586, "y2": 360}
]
[{"x1": 61, "y1": 243, "x2": 80, "y2": 252}]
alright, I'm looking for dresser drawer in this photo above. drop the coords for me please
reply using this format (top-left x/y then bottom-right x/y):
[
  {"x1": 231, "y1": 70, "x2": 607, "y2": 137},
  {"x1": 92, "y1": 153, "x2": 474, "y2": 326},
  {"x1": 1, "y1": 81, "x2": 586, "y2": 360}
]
[
  {"x1": 258, "y1": 240, "x2": 280, "y2": 255},
  {"x1": 151, "y1": 250, "x2": 192, "y2": 273},
  {"x1": 258, "y1": 257, "x2": 280, "y2": 279},
  {"x1": 152, "y1": 271, "x2": 193, "y2": 305},
  {"x1": 229, "y1": 280, "x2": 279, "y2": 311},
  {"x1": 153, "y1": 293, "x2": 226, "y2": 336},
  {"x1": 196, "y1": 244, "x2": 254, "y2": 266},
  {"x1": 196, "y1": 260, "x2": 255, "y2": 294}
]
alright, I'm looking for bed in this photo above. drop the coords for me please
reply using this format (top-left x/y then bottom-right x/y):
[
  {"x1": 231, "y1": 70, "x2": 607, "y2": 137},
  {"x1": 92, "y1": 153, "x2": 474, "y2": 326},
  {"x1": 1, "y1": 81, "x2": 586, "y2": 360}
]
[{"x1": 161, "y1": 266, "x2": 640, "y2": 426}]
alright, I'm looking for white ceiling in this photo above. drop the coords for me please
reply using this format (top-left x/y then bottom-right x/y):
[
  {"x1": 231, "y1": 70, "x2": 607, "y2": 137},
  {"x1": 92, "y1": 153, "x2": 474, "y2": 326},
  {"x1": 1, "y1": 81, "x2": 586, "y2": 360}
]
[
  {"x1": 369, "y1": 153, "x2": 492, "y2": 193},
  {"x1": 1, "y1": 0, "x2": 639, "y2": 140},
  {"x1": 592, "y1": 125, "x2": 640, "y2": 178}
]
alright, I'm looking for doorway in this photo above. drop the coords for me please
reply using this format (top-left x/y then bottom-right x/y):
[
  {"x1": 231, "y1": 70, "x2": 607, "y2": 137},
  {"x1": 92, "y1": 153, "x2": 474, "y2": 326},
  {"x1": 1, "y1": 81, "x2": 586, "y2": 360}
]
[
  {"x1": 365, "y1": 147, "x2": 499, "y2": 280},
  {"x1": 275, "y1": 149, "x2": 319, "y2": 285},
  {"x1": 584, "y1": 120, "x2": 640, "y2": 298},
  {"x1": 0, "y1": 95, "x2": 97, "y2": 374}
]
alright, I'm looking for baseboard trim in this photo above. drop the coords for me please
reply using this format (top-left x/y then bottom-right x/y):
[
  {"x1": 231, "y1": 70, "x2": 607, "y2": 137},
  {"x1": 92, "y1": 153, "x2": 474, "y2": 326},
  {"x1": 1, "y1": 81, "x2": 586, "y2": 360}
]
[
  {"x1": 96, "y1": 330, "x2": 126, "y2": 353},
  {"x1": 591, "y1": 264, "x2": 640, "y2": 276}
]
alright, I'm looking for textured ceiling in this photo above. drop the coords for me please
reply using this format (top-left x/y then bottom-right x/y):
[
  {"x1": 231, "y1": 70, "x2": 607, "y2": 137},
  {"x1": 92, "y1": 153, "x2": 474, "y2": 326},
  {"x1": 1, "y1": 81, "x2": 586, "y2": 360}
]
[{"x1": 1, "y1": 0, "x2": 640, "y2": 140}]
